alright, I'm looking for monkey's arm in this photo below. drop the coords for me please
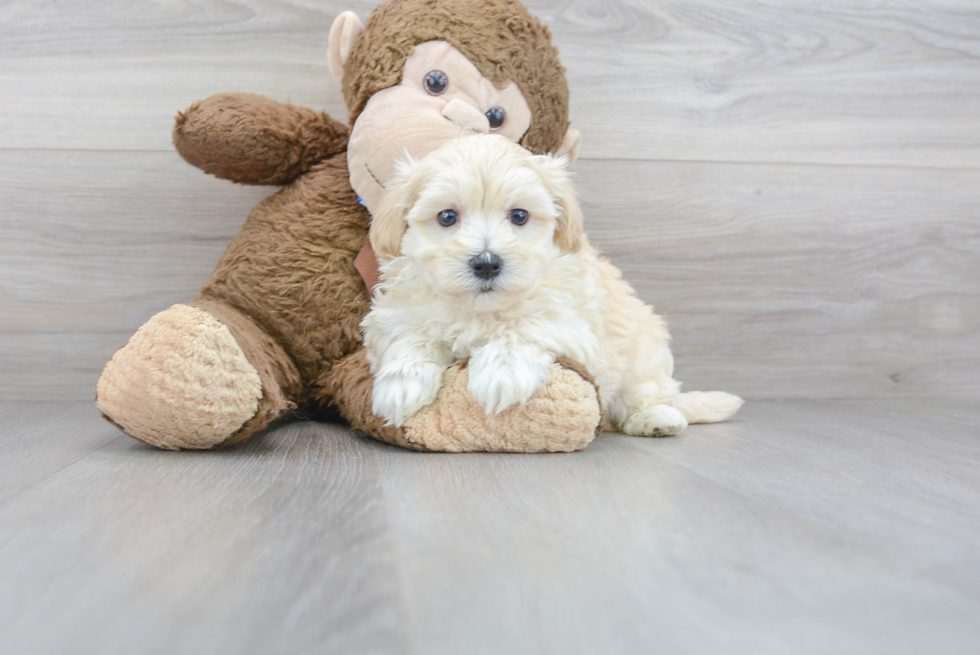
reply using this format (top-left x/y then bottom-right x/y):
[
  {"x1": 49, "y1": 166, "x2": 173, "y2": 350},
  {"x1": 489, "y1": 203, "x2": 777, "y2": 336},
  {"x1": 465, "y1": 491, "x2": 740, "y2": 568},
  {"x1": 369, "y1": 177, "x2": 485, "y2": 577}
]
[{"x1": 173, "y1": 93, "x2": 349, "y2": 186}]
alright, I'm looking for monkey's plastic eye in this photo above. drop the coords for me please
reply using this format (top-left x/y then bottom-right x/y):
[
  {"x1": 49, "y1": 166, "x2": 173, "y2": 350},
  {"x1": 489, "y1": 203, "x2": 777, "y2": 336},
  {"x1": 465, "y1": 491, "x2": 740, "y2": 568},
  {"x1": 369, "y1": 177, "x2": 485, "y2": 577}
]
[
  {"x1": 424, "y1": 70, "x2": 448, "y2": 96},
  {"x1": 509, "y1": 209, "x2": 528, "y2": 226},
  {"x1": 438, "y1": 209, "x2": 459, "y2": 227},
  {"x1": 486, "y1": 107, "x2": 506, "y2": 130}
]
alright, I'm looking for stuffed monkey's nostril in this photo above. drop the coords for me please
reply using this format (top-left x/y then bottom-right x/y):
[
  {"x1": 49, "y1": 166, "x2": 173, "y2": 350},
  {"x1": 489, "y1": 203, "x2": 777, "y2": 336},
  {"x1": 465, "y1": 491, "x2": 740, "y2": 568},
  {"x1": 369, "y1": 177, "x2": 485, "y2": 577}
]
[{"x1": 442, "y1": 99, "x2": 490, "y2": 134}]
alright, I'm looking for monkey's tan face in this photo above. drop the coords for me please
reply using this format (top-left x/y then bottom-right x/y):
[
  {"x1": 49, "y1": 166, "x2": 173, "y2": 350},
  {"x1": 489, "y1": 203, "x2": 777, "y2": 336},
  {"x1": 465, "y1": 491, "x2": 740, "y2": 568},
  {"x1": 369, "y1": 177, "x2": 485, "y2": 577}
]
[{"x1": 348, "y1": 41, "x2": 533, "y2": 213}]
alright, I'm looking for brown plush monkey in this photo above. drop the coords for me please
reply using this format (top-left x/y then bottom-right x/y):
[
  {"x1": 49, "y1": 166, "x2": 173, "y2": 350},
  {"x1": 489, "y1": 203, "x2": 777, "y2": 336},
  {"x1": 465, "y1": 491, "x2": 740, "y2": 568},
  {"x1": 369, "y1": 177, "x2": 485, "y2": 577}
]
[{"x1": 95, "y1": 0, "x2": 601, "y2": 452}]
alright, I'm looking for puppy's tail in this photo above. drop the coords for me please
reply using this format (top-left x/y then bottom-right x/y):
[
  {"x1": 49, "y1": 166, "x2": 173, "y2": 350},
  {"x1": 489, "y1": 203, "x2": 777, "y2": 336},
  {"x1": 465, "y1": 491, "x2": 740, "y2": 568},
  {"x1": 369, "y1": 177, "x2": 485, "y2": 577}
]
[{"x1": 673, "y1": 391, "x2": 743, "y2": 424}]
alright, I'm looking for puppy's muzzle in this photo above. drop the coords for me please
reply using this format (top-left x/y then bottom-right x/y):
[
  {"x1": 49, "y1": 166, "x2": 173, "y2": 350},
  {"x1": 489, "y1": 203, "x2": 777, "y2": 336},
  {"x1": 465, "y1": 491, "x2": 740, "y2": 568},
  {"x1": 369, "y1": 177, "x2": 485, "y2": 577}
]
[{"x1": 470, "y1": 252, "x2": 502, "y2": 280}]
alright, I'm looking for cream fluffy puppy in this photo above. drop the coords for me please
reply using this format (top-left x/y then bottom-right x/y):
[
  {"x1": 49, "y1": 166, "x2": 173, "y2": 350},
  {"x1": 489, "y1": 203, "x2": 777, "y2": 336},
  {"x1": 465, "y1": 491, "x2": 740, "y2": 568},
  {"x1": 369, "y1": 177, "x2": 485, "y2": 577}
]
[{"x1": 363, "y1": 135, "x2": 742, "y2": 435}]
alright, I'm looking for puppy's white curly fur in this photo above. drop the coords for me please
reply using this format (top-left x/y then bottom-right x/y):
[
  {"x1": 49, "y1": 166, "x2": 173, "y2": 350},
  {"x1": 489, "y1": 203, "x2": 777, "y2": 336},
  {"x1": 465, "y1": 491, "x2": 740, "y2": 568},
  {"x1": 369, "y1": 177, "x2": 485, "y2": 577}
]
[{"x1": 363, "y1": 135, "x2": 742, "y2": 433}]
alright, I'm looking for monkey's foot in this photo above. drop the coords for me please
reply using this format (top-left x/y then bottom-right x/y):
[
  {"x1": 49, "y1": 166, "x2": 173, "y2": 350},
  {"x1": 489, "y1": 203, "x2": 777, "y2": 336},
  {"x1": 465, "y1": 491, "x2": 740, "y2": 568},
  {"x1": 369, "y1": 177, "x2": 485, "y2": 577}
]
[
  {"x1": 400, "y1": 357, "x2": 601, "y2": 452},
  {"x1": 96, "y1": 304, "x2": 262, "y2": 450}
]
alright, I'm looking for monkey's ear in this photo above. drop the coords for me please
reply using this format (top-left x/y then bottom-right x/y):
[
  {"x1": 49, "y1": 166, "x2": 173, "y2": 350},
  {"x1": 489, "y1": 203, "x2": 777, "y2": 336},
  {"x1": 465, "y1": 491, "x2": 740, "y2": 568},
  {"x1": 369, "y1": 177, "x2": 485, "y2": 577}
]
[
  {"x1": 555, "y1": 128, "x2": 582, "y2": 167},
  {"x1": 328, "y1": 11, "x2": 365, "y2": 85}
]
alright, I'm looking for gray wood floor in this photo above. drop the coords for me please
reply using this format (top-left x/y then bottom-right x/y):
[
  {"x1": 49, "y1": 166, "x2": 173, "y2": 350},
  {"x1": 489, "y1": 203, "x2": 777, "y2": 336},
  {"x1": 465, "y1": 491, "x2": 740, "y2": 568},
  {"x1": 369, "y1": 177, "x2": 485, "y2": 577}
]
[{"x1": 1, "y1": 400, "x2": 978, "y2": 654}]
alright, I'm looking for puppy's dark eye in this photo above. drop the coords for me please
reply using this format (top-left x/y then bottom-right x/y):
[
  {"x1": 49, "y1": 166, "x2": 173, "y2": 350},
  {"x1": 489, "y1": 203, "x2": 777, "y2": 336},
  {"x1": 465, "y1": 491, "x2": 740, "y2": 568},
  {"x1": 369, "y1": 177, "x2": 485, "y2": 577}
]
[
  {"x1": 424, "y1": 70, "x2": 448, "y2": 96},
  {"x1": 509, "y1": 209, "x2": 528, "y2": 226},
  {"x1": 486, "y1": 107, "x2": 506, "y2": 130},
  {"x1": 437, "y1": 209, "x2": 459, "y2": 227}
]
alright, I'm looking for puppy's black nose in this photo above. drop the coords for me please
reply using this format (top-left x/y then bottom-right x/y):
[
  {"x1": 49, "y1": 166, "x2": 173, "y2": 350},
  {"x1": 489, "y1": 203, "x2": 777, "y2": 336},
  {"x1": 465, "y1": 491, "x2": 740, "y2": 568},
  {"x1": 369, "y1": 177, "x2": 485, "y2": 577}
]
[{"x1": 470, "y1": 252, "x2": 502, "y2": 280}]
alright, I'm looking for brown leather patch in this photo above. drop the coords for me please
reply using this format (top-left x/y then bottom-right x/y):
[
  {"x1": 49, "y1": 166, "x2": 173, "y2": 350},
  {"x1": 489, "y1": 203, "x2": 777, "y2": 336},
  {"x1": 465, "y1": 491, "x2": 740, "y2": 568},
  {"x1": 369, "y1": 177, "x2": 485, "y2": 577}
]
[{"x1": 354, "y1": 241, "x2": 381, "y2": 295}]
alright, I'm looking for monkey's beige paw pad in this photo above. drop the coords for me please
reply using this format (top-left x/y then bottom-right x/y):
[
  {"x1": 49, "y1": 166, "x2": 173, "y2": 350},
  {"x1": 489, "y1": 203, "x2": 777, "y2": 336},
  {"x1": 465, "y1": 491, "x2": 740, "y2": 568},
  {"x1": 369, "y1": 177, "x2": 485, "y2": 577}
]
[
  {"x1": 402, "y1": 361, "x2": 600, "y2": 452},
  {"x1": 96, "y1": 304, "x2": 262, "y2": 449}
]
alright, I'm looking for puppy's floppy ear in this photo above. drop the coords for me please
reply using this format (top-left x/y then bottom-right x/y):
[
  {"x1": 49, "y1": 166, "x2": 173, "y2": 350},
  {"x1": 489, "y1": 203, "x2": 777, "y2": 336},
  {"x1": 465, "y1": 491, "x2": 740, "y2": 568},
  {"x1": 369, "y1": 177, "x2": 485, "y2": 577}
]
[
  {"x1": 369, "y1": 158, "x2": 423, "y2": 260},
  {"x1": 534, "y1": 154, "x2": 584, "y2": 253},
  {"x1": 555, "y1": 128, "x2": 581, "y2": 167},
  {"x1": 554, "y1": 181, "x2": 585, "y2": 254},
  {"x1": 369, "y1": 188, "x2": 409, "y2": 261}
]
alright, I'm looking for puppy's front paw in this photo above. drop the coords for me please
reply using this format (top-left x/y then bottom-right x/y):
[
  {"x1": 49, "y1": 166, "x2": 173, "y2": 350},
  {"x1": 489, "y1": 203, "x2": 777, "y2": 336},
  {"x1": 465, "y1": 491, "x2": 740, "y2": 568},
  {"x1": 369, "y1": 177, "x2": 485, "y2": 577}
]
[
  {"x1": 468, "y1": 347, "x2": 552, "y2": 415},
  {"x1": 372, "y1": 363, "x2": 445, "y2": 427},
  {"x1": 623, "y1": 405, "x2": 689, "y2": 437}
]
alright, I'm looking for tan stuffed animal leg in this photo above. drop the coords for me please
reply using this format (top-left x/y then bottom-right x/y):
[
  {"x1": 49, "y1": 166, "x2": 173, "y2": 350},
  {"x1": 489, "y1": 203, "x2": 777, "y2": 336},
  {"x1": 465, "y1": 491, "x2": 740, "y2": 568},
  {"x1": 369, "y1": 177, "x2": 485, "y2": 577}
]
[
  {"x1": 322, "y1": 350, "x2": 602, "y2": 453},
  {"x1": 96, "y1": 298, "x2": 301, "y2": 450}
]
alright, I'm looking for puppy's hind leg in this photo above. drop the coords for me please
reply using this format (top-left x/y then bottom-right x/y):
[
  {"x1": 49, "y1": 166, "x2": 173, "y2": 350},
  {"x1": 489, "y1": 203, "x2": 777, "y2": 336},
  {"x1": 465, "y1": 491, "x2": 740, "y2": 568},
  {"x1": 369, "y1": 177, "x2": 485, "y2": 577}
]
[
  {"x1": 616, "y1": 323, "x2": 688, "y2": 436},
  {"x1": 619, "y1": 383, "x2": 743, "y2": 436},
  {"x1": 621, "y1": 388, "x2": 743, "y2": 436},
  {"x1": 623, "y1": 404, "x2": 689, "y2": 437},
  {"x1": 619, "y1": 377, "x2": 688, "y2": 437}
]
